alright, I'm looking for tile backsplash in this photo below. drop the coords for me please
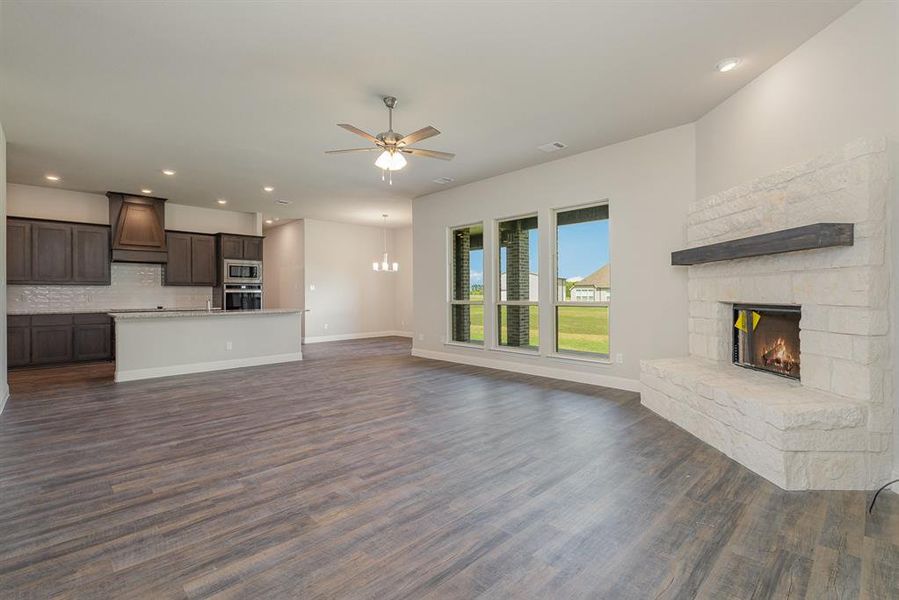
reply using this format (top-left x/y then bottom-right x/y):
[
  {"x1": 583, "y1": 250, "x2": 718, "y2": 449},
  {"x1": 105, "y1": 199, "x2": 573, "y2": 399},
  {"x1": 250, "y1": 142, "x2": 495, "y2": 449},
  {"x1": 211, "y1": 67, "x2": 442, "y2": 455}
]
[{"x1": 8, "y1": 263, "x2": 213, "y2": 313}]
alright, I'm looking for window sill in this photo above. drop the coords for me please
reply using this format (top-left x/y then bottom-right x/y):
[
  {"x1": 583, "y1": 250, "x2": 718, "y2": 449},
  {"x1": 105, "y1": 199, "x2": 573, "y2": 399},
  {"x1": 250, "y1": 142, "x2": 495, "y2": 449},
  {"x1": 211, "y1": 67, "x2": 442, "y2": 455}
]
[
  {"x1": 444, "y1": 341, "x2": 485, "y2": 350},
  {"x1": 548, "y1": 352, "x2": 612, "y2": 365},
  {"x1": 489, "y1": 345, "x2": 539, "y2": 357}
]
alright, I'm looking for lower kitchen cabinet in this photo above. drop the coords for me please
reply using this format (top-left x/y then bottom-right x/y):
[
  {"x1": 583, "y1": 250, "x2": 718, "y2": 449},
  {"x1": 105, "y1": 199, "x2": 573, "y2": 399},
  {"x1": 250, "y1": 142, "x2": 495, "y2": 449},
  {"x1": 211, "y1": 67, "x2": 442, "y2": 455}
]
[{"x1": 8, "y1": 314, "x2": 114, "y2": 368}]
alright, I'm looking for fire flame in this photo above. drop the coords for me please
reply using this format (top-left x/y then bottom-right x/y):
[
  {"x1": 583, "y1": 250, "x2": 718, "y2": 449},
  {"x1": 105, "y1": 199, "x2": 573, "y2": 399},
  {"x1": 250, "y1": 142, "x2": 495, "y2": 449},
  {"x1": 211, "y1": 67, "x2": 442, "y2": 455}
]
[{"x1": 761, "y1": 337, "x2": 798, "y2": 373}]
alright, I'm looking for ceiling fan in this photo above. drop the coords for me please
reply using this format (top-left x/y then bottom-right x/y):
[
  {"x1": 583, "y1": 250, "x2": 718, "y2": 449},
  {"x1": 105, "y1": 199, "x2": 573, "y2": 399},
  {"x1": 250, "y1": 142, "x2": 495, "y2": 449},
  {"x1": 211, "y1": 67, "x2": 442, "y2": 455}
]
[{"x1": 326, "y1": 96, "x2": 455, "y2": 184}]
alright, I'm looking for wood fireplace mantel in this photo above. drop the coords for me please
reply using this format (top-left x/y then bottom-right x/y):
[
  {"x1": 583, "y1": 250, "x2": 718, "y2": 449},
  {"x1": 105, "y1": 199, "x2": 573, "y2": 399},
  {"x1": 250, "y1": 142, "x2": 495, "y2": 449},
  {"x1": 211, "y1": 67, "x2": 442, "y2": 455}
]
[{"x1": 671, "y1": 222, "x2": 854, "y2": 266}]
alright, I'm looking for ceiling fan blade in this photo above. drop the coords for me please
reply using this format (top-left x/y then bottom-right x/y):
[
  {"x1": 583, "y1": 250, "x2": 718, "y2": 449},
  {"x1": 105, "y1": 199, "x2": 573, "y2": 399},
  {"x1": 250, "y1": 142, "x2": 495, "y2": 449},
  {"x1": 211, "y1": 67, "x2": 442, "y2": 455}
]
[
  {"x1": 402, "y1": 148, "x2": 455, "y2": 160},
  {"x1": 325, "y1": 147, "x2": 381, "y2": 154},
  {"x1": 398, "y1": 126, "x2": 440, "y2": 146},
  {"x1": 337, "y1": 124, "x2": 379, "y2": 144}
]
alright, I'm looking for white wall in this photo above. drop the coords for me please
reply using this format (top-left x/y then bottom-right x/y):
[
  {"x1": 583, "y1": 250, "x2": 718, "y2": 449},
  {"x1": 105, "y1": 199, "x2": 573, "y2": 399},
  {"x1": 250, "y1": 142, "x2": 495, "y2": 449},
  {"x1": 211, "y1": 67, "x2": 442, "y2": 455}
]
[
  {"x1": 695, "y1": 0, "x2": 898, "y2": 197},
  {"x1": 695, "y1": 0, "x2": 899, "y2": 483},
  {"x1": 304, "y1": 219, "x2": 409, "y2": 341},
  {"x1": 393, "y1": 226, "x2": 413, "y2": 335},
  {"x1": 7, "y1": 183, "x2": 258, "y2": 234},
  {"x1": 263, "y1": 220, "x2": 305, "y2": 310},
  {"x1": 0, "y1": 123, "x2": 8, "y2": 414},
  {"x1": 412, "y1": 124, "x2": 695, "y2": 389}
]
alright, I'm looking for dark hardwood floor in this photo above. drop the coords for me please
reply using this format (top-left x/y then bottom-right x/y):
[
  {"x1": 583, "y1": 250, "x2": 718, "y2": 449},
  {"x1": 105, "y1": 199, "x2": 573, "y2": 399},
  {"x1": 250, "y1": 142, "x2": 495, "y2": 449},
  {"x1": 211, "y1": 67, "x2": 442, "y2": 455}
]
[{"x1": 1, "y1": 337, "x2": 897, "y2": 599}]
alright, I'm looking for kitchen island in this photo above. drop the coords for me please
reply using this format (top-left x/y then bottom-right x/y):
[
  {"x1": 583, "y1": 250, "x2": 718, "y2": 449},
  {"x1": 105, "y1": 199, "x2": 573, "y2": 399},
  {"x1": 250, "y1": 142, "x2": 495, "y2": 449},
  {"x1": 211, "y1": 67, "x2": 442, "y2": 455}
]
[{"x1": 110, "y1": 309, "x2": 302, "y2": 382}]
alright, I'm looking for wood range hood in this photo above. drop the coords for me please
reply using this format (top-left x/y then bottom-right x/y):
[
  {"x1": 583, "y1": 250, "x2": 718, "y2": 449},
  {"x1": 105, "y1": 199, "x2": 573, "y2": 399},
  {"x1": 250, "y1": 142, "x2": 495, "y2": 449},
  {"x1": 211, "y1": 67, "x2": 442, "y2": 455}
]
[{"x1": 107, "y1": 192, "x2": 168, "y2": 263}]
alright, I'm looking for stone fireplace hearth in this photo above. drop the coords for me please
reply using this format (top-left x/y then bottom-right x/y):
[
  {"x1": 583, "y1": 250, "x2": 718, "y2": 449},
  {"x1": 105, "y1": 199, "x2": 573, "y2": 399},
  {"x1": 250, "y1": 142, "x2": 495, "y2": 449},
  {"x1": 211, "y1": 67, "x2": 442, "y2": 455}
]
[{"x1": 641, "y1": 138, "x2": 893, "y2": 491}]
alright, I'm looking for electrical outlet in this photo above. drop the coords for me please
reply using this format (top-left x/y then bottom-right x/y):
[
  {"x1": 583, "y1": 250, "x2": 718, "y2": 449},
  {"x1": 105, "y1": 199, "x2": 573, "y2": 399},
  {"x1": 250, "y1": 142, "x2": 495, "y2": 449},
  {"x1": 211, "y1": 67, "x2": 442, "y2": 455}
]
[
  {"x1": 323, "y1": 323, "x2": 329, "y2": 330},
  {"x1": 615, "y1": 353, "x2": 623, "y2": 364},
  {"x1": 226, "y1": 341, "x2": 233, "y2": 351},
  {"x1": 418, "y1": 333, "x2": 425, "y2": 341},
  {"x1": 309, "y1": 284, "x2": 316, "y2": 291}
]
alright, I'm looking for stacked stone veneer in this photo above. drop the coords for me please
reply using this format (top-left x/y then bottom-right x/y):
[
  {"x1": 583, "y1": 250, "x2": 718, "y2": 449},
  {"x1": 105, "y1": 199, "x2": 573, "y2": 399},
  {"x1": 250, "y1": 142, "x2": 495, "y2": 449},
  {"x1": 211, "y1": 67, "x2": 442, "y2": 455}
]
[{"x1": 641, "y1": 138, "x2": 893, "y2": 490}]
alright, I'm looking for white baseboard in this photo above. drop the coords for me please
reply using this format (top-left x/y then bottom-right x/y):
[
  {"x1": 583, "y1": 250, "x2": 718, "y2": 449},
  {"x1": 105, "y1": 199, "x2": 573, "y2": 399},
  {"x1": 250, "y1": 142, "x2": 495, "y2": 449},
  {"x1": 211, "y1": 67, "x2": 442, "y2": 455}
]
[
  {"x1": 410, "y1": 347, "x2": 641, "y2": 393},
  {"x1": 304, "y1": 330, "x2": 413, "y2": 344},
  {"x1": 0, "y1": 383, "x2": 8, "y2": 415},
  {"x1": 114, "y1": 352, "x2": 302, "y2": 382}
]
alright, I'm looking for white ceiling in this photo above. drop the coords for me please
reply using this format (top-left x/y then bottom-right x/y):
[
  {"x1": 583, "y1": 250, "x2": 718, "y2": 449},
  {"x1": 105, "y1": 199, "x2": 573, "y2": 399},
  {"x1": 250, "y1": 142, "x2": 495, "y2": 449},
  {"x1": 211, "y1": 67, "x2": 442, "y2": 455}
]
[{"x1": 0, "y1": 1, "x2": 855, "y2": 226}]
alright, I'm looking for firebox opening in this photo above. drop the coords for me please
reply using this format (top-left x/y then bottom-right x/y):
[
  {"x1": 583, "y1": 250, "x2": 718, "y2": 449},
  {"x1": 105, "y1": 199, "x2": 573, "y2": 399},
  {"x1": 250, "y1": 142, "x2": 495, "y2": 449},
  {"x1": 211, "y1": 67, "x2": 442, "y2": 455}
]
[{"x1": 732, "y1": 304, "x2": 801, "y2": 380}]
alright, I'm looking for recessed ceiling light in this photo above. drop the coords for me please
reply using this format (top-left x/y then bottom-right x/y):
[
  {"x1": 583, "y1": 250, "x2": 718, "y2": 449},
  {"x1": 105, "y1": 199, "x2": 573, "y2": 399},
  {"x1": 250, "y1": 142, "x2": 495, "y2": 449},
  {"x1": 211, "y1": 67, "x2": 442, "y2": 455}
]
[
  {"x1": 265, "y1": 219, "x2": 273, "y2": 225},
  {"x1": 433, "y1": 177, "x2": 454, "y2": 184},
  {"x1": 162, "y1": 169, "x2": 176, "y2": 176},
  {"x1": 45, "y1": 174, "x2": 60, "y2": 181},
  {"x1": 274, "y1": 217, "x2": 280, "y2": 221},
  {"x1": 716, "y1": 57, "x2": 741, "y2": 73},
  {"x1": 263, "y1": 186, "x2": 274, "y2": 192},
  {"x1": 141, "y1": 188, "x2": 152, "y2": 194},
  {"x1": 217, "y1": 199, "x2": 227, "y2": 205}
]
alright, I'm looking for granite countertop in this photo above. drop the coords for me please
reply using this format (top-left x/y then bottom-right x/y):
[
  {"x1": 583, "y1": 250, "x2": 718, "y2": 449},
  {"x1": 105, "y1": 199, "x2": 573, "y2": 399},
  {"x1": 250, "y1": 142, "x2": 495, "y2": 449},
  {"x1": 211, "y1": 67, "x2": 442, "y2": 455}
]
[
  {"x1": 109, "y1": 309, "x2": 302, "y2": 320},
  {"x1": 8, "y1": 307, "x2": 221, "y2": 316}
]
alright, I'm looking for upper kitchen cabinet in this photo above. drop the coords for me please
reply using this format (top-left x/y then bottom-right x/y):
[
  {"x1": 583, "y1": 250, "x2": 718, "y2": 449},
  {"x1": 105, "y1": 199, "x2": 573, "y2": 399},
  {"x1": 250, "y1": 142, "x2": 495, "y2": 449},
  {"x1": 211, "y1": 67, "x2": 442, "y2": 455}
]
[
  {"x1": 72, "y1": 224, "x2": 111, "y2": 284},
  {"x1": 7, "y1": 218, "x2": 111, "y2": 285},
  {"x1": 164, "y1": 231, "x2": 216, "y2": 286},
  {"x1": 107, "y1": 192, "x2": 167, "y2": 263},
  {"x1": 218, "y1": 234, "x2": 263, "y2": 261}
]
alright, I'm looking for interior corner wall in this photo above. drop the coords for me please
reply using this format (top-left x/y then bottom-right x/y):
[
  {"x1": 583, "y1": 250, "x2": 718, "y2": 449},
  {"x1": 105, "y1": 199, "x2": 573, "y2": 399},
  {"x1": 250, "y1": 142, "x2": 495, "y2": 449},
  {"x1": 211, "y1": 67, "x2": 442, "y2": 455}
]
[
  {"x1": 303, "y1": 218, "x2": 404, "y2": 341},
  {"x1": 412, "y1": 123, "x2": 695, "y2": 389},
  {"x1": 393, "y1": 226, "x2": 413, "y2": 335},
  {"x1": 0, "y1": 123, "x2": 8, "y2": 414},
  {"x1": 262, "y1": 220, "x2": 305, "y2": 311}
]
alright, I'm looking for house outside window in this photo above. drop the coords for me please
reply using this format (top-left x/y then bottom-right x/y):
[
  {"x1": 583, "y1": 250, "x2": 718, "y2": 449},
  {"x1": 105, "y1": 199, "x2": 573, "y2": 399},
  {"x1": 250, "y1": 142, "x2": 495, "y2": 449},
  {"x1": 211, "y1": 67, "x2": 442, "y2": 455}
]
[
  {"x1": 449, "y1": 223, "x2": 484, "y2": 344},
  {"x1": 496, "y1": 214, "x2": 538, "y2": 351},
  {"x1": 554, "y1": 204, "x2": 610, "y2": 358}
]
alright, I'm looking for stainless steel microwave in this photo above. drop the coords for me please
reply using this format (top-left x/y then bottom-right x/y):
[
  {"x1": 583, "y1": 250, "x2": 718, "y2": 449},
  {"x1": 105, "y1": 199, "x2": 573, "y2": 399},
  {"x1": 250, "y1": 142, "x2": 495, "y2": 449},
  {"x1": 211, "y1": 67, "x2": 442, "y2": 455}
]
[{"x1": 223, "y1": 259, "x2": 262, "y2": 284}]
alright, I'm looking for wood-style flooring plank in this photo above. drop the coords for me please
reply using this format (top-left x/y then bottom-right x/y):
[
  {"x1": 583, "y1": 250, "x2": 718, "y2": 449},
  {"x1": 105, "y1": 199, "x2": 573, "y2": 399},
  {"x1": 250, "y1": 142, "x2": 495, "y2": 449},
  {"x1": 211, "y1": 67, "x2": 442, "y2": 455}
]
[{"x1": 1, "y1": 337, "x2": 897, "y2": 599}]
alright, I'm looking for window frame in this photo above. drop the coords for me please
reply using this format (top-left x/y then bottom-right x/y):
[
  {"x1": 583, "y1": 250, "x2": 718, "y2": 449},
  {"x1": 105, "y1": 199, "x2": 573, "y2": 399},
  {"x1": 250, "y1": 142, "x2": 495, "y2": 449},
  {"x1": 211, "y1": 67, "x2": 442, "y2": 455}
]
[
  {"x1": 551, "y1": 201, "x2": 612, "y2": 363},
  {"x1": 493, "y1": 212, "x2": 540, "y2": 354},
  {"x1": 446, "y1": 222, "x2": 485, "y2": 348}
]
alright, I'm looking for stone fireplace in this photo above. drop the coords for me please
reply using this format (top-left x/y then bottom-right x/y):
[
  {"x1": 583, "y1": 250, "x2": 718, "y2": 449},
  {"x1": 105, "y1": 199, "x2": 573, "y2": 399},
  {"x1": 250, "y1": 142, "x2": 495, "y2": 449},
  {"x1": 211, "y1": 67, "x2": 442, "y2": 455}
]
[{"x1": 641, "y1": 138, "x2": 893, "y2": 491}]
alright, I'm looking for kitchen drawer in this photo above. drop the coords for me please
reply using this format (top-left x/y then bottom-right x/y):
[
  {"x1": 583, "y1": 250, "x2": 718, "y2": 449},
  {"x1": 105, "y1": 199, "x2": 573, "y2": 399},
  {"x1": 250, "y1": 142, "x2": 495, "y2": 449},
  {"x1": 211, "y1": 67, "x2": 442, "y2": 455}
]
[
  {"x1": 73, "y1": 313, "x2": 111, "y2": 325},
  {"x1": 8, "y1": 315, "x2": 31, "y2": 327},
  {"x1": 31, "y1": 314, "x2": 74, "y2": 327}
]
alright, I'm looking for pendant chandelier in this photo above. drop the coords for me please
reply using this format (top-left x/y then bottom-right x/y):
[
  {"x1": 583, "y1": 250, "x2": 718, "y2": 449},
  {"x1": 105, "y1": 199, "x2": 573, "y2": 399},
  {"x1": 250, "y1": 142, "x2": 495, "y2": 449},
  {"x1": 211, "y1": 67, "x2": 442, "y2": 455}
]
[{"x1": 373, "y1": 214, "x2": 399, "y2": 272}]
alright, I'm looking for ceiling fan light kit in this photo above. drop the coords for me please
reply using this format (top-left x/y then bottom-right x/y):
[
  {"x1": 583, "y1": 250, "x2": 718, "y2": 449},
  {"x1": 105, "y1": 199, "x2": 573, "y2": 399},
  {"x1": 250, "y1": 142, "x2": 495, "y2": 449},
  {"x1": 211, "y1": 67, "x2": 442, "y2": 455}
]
[{"x1": 327, "y1": 95, "x2": 454, "y2": 185}]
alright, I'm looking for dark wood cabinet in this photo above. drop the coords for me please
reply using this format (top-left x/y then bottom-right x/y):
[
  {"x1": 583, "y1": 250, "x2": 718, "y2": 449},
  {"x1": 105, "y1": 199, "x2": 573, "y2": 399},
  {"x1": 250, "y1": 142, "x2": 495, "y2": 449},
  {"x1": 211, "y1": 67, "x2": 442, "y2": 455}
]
[
  {"x1": 220, "y1": 235, "x2": 245, "y2": 260},
  {"x1": 31, "y1": 323, "x2": 74, "y2": 365},
  {"x1": 8, "y1": 313, "x2": 113, "y2": 368},
  {"x1": 73, "y1": 317, "x2": 112, "y2": 361},
  {"x1": 165, "y1": 231, "x2": 216, "y2": 286},
  {"x1": 7, "y1": 317, "x2": 31, "y2": 367},
  {"x1": 242, "y1": 237, "x2": 263, "y2": 261},
  {"x1": 219, "y1": 234, "x2": 263, "y2": 261},
  {"x1": 7, "y1": 218, "x2": 111, "y2": 285},
  {"x1": 32, "y1": 222, "x2": 73, "y2": 283},
  {"x1": 164, "y1": 232, "x2": 193, "y2": 285},
  {"x1": 72, "y1": 225, "x2": 111, "y2": 284},
  {"x1": 7, "y1": 220, "x2": 32, "y2": 283},
  {"x1": 191, "y1": 234, "x2": 216, "y2": 285}
]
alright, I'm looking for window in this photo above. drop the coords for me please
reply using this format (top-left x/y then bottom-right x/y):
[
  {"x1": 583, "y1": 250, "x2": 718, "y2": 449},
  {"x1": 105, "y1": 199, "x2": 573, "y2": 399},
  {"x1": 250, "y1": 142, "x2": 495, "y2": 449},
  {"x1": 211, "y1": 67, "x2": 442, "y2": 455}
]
[
  {"x1": 497, "y1": 215, "x2": 538, "y2": 351},
  {"x1": 449, "y1": 223, "x2": 484, "y2": 345},
  {"x1": 554, "y1": 204, "x2": 610, "y2": 358}
]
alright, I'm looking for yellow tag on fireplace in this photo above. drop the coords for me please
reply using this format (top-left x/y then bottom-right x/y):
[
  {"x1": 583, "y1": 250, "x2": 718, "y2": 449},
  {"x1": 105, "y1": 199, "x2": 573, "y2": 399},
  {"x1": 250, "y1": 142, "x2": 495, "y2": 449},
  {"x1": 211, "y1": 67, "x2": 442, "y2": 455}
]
[{"x1": 735, "y1": 311, "x2": 762, "y2": 332}]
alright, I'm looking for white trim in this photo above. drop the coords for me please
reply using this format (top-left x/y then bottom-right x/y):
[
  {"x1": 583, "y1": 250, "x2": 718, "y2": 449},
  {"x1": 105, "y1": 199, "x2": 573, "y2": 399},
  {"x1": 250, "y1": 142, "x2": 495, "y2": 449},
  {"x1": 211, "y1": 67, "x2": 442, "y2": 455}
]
[
  {"x1": 0, "y1": 384, "x2": 8, "y2": 415},
  {"x1": 303, "y1": 330, "x2": 412, "y2": 344},
  {"x1": 411, "y1": 347, "x2": 640, "y2": 393},
  {"x1": 114, "y1": 352, "x2": 302, "y2": 382}
]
